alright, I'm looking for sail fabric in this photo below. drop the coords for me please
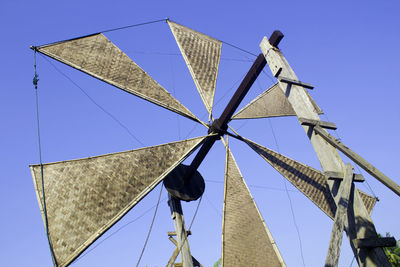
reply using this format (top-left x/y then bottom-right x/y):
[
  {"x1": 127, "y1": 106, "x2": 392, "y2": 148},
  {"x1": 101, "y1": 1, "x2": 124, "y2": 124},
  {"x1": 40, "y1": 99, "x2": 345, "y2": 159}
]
[
  {"x1": 168, "y1": 20, "x2": 221, "y2": 117},
  {"x1": 243, "y1": 138, "x2": 376, "y2": 219},
  {"x1": 222, "y1": 147, "x2": 285, "y2": 267},
  {"x1": 36, "y1": 33, "x2": 198, "y2": 122},
  {"x1": 233, "y1": 83, "x2": 296, "y2": 119},
  {"x1": 232, "y1": 83, "x2": 323, "y2": 120},
  {"x1": 30, "y1": 136, "x2": 207, "y2": 267}
]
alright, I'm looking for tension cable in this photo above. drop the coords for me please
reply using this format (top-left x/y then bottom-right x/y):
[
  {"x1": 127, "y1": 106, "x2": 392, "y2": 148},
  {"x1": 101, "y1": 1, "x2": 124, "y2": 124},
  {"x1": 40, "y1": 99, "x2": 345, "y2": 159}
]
[{"x1": 33, "y1": 49, "x2": 58, "y2": 266}]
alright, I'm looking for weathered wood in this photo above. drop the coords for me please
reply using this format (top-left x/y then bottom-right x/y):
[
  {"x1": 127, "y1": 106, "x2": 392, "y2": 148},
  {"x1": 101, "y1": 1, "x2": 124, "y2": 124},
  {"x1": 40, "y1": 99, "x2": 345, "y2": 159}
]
[
  {"x1": 325, "y1": 171, "x2": 365, "y2": 183},
  {"x1": 324, "y1": 164, "x2": 354, "y2": 267},
  {"x1": 354, "y1": 237, "x2": 396, "y2": 248},
  {"x1": 279, "y1": 77, "x2": 314, "y2": 89},
  {"x1": 168, "y1": 236, "x2": 203, "y2": 267},
  {"x1": 346, "y1": 186, "x2": 392, "y2": 266},
  {"x1": 314, "y1": 125, "x2": 400, "y2": 197},
  {"x1": 299, "y1": 117, "x2": 337, "y2": 130},
  {"x1": 168, "y1": 195, "x2": 193, "y2": 267},
  {"x1": 168, "y1": 231, "x2": 192, "y2": 237},
  {"x1": 260, "y1": 36, "x2": 391, "y2": 266},
  {"x1": 261, "y1": 37, "x2": 344, "y2": 177}
]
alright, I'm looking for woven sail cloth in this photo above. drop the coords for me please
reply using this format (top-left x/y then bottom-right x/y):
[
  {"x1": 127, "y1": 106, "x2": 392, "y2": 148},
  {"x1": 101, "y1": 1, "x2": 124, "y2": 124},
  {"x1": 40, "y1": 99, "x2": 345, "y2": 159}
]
[
  {"x1": 168, "y1": 20, "x2": 221, "y2": 117},
  {"x1": 30, "y1": 136, "x2": 206, "y2": 267},
  {"x1": 244, "y1": 138, "x2": 376, "y2": 219},
  {"x1": 222, "y1": 147, "x2": 285, "y2": 267},
  {"x1": 36, "y1": 33, "x2": 198, "y2": 122},
  {"x1": 233, "y1": 82, "x2": 323, "y2": 119}
]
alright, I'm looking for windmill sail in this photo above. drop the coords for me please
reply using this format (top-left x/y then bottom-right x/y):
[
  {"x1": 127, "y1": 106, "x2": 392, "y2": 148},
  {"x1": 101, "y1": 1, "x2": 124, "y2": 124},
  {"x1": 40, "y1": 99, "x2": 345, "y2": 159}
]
[
  {"x1": 222, "y1": 146, "x2": 285, "y2": 267},
  {"x1": 232, "y1": 83, "x2": 323, "y2": 120},
  {"x1": 36, "y1": 33, "x2": 199, "y2": 122},
  {"x1": 168, "y1": 20, "x2": 222, "y2": 118},
  {"x1": 30, "y1": 136, "x2": 207, "y2": 267},
  {"x1": 243, "y1": 138, "x2": 376, "y2": 219}
]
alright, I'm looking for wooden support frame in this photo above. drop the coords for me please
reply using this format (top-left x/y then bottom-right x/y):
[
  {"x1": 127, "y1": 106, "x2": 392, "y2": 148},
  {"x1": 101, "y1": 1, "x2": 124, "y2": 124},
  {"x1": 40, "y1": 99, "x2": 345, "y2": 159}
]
[
  {"x1": 279, "y1": 77, "x2": 314, "y2": 90},
  {"x1": 167, "y1": 194, "x2": 193, "y2": 267},
  {"x1": 299, "y1": 117, "x2": 337, "y2": 130},
  {"x1": 325, "y1": 164, "x2": 354, "y2": 267},
  {"x1": 260, "y1": 35, "x2": 392, "y2": 266},
  {"x1": 313, "y1": 125, "x2": 400, "y2": 197}
]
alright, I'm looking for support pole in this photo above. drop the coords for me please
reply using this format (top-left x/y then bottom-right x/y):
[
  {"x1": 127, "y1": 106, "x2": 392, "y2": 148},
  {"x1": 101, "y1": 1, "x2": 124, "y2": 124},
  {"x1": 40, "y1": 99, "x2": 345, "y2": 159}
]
[
  {"x1": 313, "y1": 125, "x2": 400, "y2": 197},
  {"x1": 167, "y1": 194, "x2": 193, "y2": 267},
  {"x1": 325, "y1": 164, "x2": 354, "y2": 267},
  {"x1": 260, "y1": 34, "x2": 391, "y2": 266}
]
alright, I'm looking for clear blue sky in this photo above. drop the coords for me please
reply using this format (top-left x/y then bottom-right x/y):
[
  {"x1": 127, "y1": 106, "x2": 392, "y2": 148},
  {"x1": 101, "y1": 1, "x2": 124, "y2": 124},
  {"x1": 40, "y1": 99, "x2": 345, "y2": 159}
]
[{"x1": 1, "y1": 1, "x2": 399, "y2": 266}]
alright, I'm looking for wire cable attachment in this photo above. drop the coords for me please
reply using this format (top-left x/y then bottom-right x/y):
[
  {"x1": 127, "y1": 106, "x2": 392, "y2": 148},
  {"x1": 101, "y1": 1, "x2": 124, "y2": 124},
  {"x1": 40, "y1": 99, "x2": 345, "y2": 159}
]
[{"x1": 33, "y1": 49, "x2": 58, "y2": 267}]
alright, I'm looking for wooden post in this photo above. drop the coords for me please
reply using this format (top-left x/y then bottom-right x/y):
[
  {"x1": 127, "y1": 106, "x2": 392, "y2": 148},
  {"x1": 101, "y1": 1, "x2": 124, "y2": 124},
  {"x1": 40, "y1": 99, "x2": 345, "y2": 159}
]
[
  {"x1": 260, "y1": 36, "x2": 391, "y2": 266},
  {"x1": 168, "y1": 194, "x2": 193, "y2": 267},
  {"x1": 325, "y1": 164, "x2": 354, "y2": 267},
  {"x1": 313, "y1": 125, "x2": 400, "y2": 197}
]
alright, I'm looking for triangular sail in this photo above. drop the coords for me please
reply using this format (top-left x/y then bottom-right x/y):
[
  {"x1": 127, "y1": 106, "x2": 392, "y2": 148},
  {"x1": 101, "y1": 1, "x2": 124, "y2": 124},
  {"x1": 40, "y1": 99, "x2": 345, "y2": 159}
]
[
  {"x1": 168, "y1": 20, "x2": 221, "y2": 117},
  {"x1": 232, "y1": 83, "x2": 323, "y2": 120},
  {"x1": 233, "y1": 83, "x2": 296, "y2": 119},
  {"x1": 36, "y1": 33, "x2": 198, "y2": 122},
  {"x1": 30, "y1": 136, "x2": 207, "y2": 267},
  {"x1": 222, "y1": 146, "x2": 285, "y2": 267},
  {"x1": 243, "y1": 138, "x2": 376, "y2": 218}
]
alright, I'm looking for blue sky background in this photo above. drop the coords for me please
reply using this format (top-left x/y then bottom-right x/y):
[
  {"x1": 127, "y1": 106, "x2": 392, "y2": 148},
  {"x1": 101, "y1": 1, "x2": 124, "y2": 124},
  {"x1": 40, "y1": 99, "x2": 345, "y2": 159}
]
[{"x1": 1, "y1": 1, "x2": 399, "y2": 266}]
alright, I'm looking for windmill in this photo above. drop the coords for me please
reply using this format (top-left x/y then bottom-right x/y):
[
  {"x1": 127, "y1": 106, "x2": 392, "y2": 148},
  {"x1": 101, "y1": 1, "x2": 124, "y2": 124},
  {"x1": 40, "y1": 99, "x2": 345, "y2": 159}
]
[{"x1": 30, "y1": 19, "x2": 400, "y2": 267}]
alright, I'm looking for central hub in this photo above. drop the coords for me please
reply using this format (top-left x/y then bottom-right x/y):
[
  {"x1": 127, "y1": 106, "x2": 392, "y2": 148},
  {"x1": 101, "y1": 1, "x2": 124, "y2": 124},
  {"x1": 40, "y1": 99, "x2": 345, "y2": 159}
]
[{"x1": 207, "y1": 118, "x2": 227, "y2": 137}]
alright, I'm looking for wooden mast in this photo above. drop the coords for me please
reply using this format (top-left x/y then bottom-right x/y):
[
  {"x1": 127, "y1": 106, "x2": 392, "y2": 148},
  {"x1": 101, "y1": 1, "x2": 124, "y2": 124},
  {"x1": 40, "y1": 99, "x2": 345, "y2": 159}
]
[
  {"x1": 167, "y1": 194, "x2": 194, "y2": 267},
  {"x1": 260, "y1": 32, "x2": 392, "y2": 267}
]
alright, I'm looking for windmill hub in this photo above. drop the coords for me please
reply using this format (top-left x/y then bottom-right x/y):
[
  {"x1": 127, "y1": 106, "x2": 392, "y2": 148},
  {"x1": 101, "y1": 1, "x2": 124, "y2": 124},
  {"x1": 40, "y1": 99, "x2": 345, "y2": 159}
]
[
  {"x1": 207, "y1": 118, "x2": 227, "y2": 137},
  {"x1": 163, "y1": 164, "x2": 205, "y2": 202}
]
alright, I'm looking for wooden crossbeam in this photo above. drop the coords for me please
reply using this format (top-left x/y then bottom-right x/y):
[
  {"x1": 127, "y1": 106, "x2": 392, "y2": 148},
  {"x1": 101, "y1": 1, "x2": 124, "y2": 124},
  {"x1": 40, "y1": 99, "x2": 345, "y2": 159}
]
[
  {"x1": 354, "y1": 237, "x2": 397, "y2": 248},
  {"x1": 314, "y1": 125, "x2": 400, "y2": 197},
  {"x1": 299, "y1": 117, "x2": 337, "y2": 130},
  {"x1": 279, "y1": 77, "x2": 314, "y2": 89},
  {"x1": 324, "y1": 171, "x2": 365, "y2": 183}
]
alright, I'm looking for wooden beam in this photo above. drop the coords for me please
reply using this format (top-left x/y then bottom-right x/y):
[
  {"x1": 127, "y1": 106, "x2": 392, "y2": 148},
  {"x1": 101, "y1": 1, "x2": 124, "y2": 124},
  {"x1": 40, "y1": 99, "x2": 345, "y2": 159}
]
[
  {"x1": 167, "y1": 195, "x2": 193, "y2": 267},
  {"x1": 314, "y1": 125, "x2": 400, "y2": 197},
  {"x1": 168, "y1": 236, "x2": 203, "y2": 267},
  {"x1": 354, "y1": 237, "x2": 396, "y2": 248},
  {"x1": 324, "y1": 171, "x2": 365, "y2": 183},
  {"x1": 299, "y1": 117, "x2": 337, "y2": 130},
  {"x1": 324, "y1": 164, "x2": 354, "y2": 267},
  {"x1": 260, "y1": 35, "x2": 392, "y2": 266},
  {"x1": 279, "y1": 77, "x2": 314, "y2": 89}
]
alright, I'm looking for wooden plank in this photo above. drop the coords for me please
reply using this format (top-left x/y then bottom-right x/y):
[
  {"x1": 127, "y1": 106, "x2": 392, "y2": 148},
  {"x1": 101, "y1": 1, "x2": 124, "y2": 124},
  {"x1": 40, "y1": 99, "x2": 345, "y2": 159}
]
[
  {"x1": 260, "y1": 36, "x2": 391, "y2": 267},
  {"x1": 168, "y1": 195, "x2": 193, "y2": 267},
  {"x1": 314, "y1": 125, "x2": 400, "y2": 197},
  {"x1": 346, "y1": 186, "x2": 392, "y2": 266},
  {"x1": 279, "y1": 77, "x2": 314, "y2": 89},
  {"x1": 325, "y1": 171, "x2": 365, "y2": 183},
  {"x1": 324, "y1": 164, "x2": 354, "y2": 267},
  {"x1": 299, "y1": 117, "x2": 337, "y2": 130},
  {"x1": 354, "y1": 237, "x2": 396, "y2": 248}
]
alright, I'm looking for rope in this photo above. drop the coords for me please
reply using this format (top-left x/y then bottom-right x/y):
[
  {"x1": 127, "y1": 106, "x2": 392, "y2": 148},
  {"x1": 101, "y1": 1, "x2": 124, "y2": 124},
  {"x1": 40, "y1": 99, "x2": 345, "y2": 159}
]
[
  {"x1": 33, "y1": 49, "x2": 58, "y2": 267},
  {"x1": 268, "y1": 118, "x2": 306, "y2": 267},
  {"x1": 220, "y1": 40, "x2": 258, "y2": 57},
  {"x1": 169, "y1": 196, "x2": 203, "y2": 266},
  {"x1": 35, "y1": 19, "x2": 167, "y2": 48},
  {"x1": 255, "y1": 70, "x2": 307, "y2": 267},
  {"x1": 135, "y1": 184, "x2": 164, "y2": 267},
  {"x1": 188, "y1": 196, "x2": 202, "y2": 231},
  {"x1": 39, "y1": 54, "x2": 145, "y2": 147}
]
